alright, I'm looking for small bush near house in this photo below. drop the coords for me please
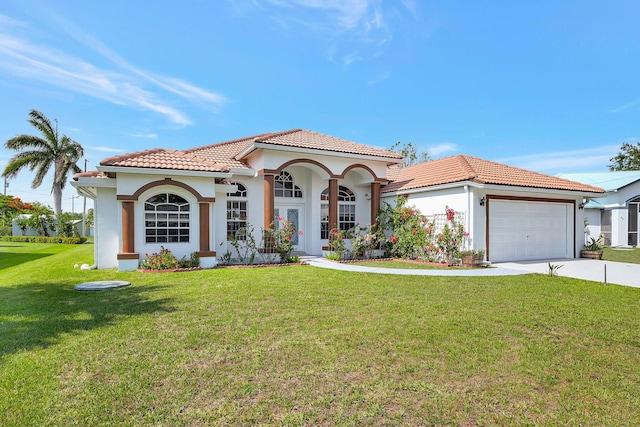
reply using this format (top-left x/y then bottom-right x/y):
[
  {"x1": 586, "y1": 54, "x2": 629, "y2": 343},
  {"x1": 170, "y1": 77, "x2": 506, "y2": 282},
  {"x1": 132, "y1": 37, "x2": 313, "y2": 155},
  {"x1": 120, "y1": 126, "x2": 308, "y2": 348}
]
[
  {"x1": 140, "y1": 247, "x2": 200, "y2": 270},
  {"x1": 0, "y1": 236, "x2": 87, "y2": 244}
]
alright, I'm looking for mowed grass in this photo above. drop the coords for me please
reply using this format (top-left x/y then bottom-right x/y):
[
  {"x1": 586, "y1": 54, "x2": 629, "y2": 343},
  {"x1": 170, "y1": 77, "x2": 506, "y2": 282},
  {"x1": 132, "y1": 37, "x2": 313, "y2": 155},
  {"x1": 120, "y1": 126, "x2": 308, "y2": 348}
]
[
  {"x1": 2, "y1": 243, "x2": 640, "y2": 426},
  {"x1": 603, "y1": 246, "x2": 640, "y2": 264}
]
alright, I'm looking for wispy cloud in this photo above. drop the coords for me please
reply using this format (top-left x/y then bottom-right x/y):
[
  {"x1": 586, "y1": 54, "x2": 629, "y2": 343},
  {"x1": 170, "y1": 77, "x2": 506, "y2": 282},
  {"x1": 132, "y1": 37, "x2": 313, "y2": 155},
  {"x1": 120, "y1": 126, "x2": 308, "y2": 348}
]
[
  {"x1": 0, "y1": 13, "x2": 227, "y2": 126},
  {"x1": 87, "y1": 146, "x2": 127, "y2": 153},
  {"x1": 496, "y1": 145, "x2": 621, "y2": 174},
  {"x1": 427, "y1": 142, "x2": 458, "y2": 157},
  {"x1": 243, "y1": 0, "x2": 417, "y2": 64},
  {"x1": 610, "y1": 102, "x2": 637, "y2": 114},
  {"x1": 128, "y1": 133, "x2": 159, "y2": 139}
]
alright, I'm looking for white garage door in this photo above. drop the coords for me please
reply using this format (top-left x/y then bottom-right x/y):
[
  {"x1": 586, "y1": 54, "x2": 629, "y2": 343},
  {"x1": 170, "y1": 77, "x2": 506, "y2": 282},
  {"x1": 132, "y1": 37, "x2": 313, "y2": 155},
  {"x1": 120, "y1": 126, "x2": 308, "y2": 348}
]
[{"x1": 488, "y1": 199, "x2": 573, "y2": 262}]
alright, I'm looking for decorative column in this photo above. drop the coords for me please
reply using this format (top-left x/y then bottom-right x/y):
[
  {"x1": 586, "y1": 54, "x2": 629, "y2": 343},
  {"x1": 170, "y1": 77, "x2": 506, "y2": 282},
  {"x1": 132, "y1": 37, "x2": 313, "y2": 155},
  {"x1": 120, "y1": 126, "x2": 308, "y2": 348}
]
[
  {"x1": 264, "y1": 173, "x2": 275, "y2": 229},
  {"x1": 328, "y1": 178, "x2": 338, "y2": 233},
  {"x1": 198, "y1": 203, "x2": 211, "y2": 254},
  {"x1": 370, "y1": 182, "x2": 381, "y2": 226},
  {"x1": 121, "y1": 201, "x2": 135, "y2": 254}
]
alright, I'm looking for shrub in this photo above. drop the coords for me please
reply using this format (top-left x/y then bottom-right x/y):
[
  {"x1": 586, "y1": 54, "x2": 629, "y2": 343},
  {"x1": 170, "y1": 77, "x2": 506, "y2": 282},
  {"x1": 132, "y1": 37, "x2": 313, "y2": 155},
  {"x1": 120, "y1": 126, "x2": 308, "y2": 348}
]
[
  {"x1": 0, "y1": 236, "x2": 86, "y2": 244},
  {"x1": 328, "y1": 228, "x2": 347, "y2": 260},
  {"x1": 378, "y1": 197, "x2": 469, "y2": 263},
  {"x1": 140, "y1": 247, "x2": 200, "y2": 270}
]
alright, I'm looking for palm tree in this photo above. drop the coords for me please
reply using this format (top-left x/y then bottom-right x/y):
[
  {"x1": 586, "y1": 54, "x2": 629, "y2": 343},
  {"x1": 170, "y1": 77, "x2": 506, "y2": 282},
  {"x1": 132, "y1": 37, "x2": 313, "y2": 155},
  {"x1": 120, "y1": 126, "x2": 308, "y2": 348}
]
[{"x1": 2, "y1": 110, "x2": 84, "y2": 214}]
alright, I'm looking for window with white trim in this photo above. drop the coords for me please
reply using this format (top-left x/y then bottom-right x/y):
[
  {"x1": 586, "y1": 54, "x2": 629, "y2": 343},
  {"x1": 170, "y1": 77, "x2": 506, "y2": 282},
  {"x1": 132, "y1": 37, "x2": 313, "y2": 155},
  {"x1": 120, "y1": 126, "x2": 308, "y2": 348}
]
[
  {"x1": 227, "y1": 183, "x2": 248, "y2": 240},
  {"x1": 275, "y1": 171, "x2": 302, "y2": 198},
  {"x1": 320, "y1": 185, "x2": 356, "y2": 239},
  {"x1": 145, "y1": 193, "x2": 190, "y2": 243}
]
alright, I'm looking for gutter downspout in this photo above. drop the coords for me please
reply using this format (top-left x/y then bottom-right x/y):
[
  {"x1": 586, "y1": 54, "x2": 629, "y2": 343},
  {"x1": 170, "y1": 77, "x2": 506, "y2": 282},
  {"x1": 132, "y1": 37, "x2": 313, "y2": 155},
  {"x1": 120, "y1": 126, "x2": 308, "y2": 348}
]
[{"x1": 464, "y1": 185, "x2": 471, "y2": 250}]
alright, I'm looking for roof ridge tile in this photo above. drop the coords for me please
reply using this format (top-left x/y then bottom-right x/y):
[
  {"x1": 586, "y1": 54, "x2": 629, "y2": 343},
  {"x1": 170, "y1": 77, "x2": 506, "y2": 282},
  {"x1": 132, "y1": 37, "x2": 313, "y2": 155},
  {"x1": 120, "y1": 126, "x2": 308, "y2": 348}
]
[{"x1": 100, "y1": 148, "x2": 165, "y2": 166}]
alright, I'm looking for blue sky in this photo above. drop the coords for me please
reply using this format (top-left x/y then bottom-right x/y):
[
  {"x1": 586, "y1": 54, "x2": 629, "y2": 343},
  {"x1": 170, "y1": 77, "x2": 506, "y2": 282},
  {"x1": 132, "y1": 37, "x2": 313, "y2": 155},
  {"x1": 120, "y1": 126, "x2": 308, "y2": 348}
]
[{"x1": 1, "y1": 0, "x2": 639, "y2": 212}]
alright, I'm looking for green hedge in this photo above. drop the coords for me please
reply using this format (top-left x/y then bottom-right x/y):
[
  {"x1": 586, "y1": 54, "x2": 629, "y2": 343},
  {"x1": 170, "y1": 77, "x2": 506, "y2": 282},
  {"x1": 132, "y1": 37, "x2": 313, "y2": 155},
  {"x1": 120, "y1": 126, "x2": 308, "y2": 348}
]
[{"x1": 0, "y1": 236, "x2": 87, "y2": 244}]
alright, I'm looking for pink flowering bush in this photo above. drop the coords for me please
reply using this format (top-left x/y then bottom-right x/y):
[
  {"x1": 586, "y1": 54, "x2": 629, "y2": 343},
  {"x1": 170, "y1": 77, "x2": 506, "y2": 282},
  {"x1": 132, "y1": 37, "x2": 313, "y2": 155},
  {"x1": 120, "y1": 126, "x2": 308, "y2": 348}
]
[
  {"x1": 378, "y1": 196, "x2": 468, "y2": 263},
  {"x1": 378, "y1": 195, "x2": 434, "y2": 259},
  {"x1": 328, "y1": 228, "x2": 347, "y2": 260},
  {"x1": 349, "y1": 222, "x2": 382, "y2": 258},
  {"x1": 265, "y1": 217, "x2": 303, "y2": 263},
  {"x1": 140, "y1": 246, "x2": 201, "y2": 270}
]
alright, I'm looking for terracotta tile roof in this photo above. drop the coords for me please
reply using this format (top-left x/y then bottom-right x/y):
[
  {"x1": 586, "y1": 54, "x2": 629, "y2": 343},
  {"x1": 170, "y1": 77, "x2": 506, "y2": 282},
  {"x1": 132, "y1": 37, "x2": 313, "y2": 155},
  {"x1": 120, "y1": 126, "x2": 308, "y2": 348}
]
[
  {"x1": 252, "y1": 129, "x2": 403, "y2": 160},
  {"x1": 183, "y1": 134, "x2": 263, "y2": 170},
  {"x1": 96, "y1": 129, "x2": 402, "y2": 174},
  {"x1": 100, "y1": 148, "x2": 228, "y2": 172},
  {"x1": 383, "y1": 155, "x2": 605, "y2": 194}
]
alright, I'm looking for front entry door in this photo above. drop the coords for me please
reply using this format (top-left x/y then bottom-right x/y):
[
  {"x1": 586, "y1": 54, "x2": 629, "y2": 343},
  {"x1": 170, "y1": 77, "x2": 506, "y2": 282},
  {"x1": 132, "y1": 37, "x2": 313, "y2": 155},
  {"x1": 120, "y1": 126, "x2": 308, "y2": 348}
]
[{"x1": 274, "y1": 206, "x2": 304, "y2": 252}]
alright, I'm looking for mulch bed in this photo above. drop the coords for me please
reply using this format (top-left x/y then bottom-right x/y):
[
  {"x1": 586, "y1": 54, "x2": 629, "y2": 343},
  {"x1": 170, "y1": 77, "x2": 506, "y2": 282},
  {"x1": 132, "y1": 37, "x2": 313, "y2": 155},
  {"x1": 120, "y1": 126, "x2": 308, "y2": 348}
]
[{"x1": 339, "y1": 257, "x2": 454, "y2": 267}]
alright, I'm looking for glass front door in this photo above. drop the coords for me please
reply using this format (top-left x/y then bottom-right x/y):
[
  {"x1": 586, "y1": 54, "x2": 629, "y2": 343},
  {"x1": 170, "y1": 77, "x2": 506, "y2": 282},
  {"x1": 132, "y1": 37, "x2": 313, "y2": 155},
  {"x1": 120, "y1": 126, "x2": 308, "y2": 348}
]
[{"x1": 274, "y1": 206, "x2": 304, "y2": 251}]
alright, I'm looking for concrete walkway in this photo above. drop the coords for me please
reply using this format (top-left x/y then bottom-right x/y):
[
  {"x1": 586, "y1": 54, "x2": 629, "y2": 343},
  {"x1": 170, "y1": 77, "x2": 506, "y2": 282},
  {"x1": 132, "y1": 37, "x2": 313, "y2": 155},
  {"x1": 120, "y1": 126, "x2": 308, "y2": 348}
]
[
  {"x1": 302, "y1": 256, "x2": 640, "y2": 288},
  {"x1": 303, "y1": 257, "x2": 530, "y2": 277},
  {"x1": 494, "y1": 259, "x2": 640, "y2": 288}
]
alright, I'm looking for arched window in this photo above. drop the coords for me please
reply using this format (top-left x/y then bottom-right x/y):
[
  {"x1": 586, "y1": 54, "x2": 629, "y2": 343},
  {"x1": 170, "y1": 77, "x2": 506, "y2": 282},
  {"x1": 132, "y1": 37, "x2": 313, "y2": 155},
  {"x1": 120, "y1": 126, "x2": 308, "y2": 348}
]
[
  {"x1": 145, "y1": 193, "x2": 190, "y2": 243},
  {"x1": 227, "y1": 183, "x2": 248, "y2": 240},
  {"x1": 275, "y1": 171, "x2": 302, "y2": 198},
  {"x1": 320, "y1": 186, "x2": 356, "y2": 239}
]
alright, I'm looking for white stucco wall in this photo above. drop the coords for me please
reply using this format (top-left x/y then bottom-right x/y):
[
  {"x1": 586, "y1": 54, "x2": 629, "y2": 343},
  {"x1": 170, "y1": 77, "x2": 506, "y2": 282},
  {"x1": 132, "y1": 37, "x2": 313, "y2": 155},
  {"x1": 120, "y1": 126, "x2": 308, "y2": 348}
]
[
  {"x1": 583, "y1": 208, "x2": 601, "y2": 245},
  {"x1": 95, "y1": 187, "x2": 119, "y2": 269},
  {"x1": 383, "y1": 184, "x2": 587, "y2": 260}
]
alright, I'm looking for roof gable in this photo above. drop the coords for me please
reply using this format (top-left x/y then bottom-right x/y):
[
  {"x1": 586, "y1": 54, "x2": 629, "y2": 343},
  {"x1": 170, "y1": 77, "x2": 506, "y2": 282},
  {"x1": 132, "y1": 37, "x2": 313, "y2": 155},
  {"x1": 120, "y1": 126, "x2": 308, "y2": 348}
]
[
  {"x1": 249, "y1": 129, "x2": 403, "y2": 160},
  {"x1": 383, "y1": 155, "x2": 605, "y2": 194}
]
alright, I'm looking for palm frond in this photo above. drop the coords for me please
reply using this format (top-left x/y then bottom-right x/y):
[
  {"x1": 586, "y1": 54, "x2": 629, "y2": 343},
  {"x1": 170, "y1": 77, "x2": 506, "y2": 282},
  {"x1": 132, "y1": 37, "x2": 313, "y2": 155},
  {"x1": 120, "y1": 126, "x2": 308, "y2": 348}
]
[
  {"x1": 27, "y1": 109, "x2": 57, "y2": 145},
  {"x1": 5, "y1": 135, "x2": 52, "y2": 151},
  {"x1": 32, "y1": 161, "x2": 52, "y2": 189}
]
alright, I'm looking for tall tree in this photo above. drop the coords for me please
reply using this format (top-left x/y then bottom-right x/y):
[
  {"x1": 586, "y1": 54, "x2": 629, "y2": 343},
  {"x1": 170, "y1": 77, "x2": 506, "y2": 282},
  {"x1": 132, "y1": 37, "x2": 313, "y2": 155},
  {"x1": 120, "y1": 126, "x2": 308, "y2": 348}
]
[
  {"x1": 390, "y1": 141, "x2": 430, "y2": 167},
  {"x1": 2, "y1": 110, "x2": 84, "y2": 213},
  {"x1": 609, "y1": 141, "x2": 640, "y2": 171}
]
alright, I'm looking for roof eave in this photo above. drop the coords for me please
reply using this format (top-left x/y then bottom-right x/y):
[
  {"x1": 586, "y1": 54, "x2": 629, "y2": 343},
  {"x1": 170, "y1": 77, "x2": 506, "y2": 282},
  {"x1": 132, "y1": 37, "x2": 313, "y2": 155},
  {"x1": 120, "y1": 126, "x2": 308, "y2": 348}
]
[
  {"x1": 382, "y1": 180, "x2": 605, "y2": 198},
  {"x1": 97, "y1": 165, "x2": 233, "y2": 179}
]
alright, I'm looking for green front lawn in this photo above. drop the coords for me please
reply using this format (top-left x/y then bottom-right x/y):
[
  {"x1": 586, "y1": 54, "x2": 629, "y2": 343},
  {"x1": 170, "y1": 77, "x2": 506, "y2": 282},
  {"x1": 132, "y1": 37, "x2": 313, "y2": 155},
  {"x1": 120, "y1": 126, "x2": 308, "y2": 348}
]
[
  {"x1": 2, "y1": 242, "x2": 640, "y2": 426},
  {"x1": 603, "y1": 246, "x2": 640, "y2": 263}
]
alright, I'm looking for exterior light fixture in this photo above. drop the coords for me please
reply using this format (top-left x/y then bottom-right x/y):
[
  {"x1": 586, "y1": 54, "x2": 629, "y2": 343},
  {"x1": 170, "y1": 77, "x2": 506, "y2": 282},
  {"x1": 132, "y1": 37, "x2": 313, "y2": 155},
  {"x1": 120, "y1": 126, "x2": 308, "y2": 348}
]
[{"x1": 479, "y1": 196, "x2": 486, "y2": 207}]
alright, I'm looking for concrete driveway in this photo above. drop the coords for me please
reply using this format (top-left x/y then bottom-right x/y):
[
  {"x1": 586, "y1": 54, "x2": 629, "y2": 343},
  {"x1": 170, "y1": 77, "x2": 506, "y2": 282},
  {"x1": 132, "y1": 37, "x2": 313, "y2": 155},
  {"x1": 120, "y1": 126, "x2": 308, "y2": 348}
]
[{"x1": 493, "y1": 259, "x2": 640, "y2": 288}]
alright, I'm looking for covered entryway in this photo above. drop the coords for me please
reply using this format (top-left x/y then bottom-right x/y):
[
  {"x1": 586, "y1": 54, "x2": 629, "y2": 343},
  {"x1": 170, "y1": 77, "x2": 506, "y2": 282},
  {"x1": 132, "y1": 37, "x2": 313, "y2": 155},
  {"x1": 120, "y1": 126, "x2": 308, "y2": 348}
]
[{"x1": 488, "y1": 198, "x2": 574, "y2": 262}]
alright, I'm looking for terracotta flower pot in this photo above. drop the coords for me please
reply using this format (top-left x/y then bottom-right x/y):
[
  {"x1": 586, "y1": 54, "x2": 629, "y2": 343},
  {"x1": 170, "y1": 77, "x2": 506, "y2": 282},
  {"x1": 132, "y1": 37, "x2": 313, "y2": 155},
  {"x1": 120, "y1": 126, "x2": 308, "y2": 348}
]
[
  {"x1": 461, "y1": 255, "x2": 483, "y2": 267},
  {"x1": 580, "y1": 250, "x2": 603, "y2": 260}
]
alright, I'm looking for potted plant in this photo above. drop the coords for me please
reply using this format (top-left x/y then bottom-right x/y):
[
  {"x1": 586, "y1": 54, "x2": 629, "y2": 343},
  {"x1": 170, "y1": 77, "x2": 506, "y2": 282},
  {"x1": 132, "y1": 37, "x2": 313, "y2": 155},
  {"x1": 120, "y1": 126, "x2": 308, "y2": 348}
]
[
  {"x1": 459, "y1": 249, "x2": 485, "y2": 267},
  {"x1": 581, "y1": 237, "x2": 604, "y2": 260}
]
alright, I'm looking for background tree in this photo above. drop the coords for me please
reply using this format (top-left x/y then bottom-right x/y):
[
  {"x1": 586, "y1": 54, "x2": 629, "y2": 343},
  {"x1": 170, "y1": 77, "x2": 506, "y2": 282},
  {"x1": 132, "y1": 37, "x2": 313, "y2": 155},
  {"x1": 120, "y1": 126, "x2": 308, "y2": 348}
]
[
  {"x1": 609, "y1": 141, "x2": 640, "y2": 171},
  {"x1": 85, "y1": 208, "x2": 94, "y2": 229},
  {"x1": 2, "y1": 110, "x2": 84, "y2": 214},
  {"x1": 390, "y1": 141, "x2": 430, "y2": 167},
  {"x1": 27, "y1": 202, "x2": 54, "y2": 237},
  {"x1": 0, "y1": 195, "x2": 32, "y2": 228}
]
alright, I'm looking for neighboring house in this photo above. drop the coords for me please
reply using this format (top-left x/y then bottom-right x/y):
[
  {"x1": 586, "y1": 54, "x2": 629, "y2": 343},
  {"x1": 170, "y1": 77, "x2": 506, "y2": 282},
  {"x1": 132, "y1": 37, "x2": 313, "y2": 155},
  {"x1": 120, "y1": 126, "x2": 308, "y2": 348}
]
[
  {"x1": 382, "y1": 155, "x2": 604, "y2": 262},
  {"x1": 10, "y1": 215, "x2": 91, "y2": 237},
  {"x1": 557, "y1": 171, "x2": 640, "y2": 247},
  {"x1": 11, "y1": 214, "x2": 40, "y2": 236},
  {"x1": 72, "y1": 129, "x2": 604, "y2": 270}
]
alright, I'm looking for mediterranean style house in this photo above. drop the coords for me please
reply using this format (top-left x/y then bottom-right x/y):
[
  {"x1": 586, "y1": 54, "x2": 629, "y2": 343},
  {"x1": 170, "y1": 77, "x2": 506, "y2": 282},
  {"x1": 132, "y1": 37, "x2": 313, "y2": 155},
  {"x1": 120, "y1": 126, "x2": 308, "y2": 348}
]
[{"x1": 72, "y1": 129, "x2": 604, "y2": 270}]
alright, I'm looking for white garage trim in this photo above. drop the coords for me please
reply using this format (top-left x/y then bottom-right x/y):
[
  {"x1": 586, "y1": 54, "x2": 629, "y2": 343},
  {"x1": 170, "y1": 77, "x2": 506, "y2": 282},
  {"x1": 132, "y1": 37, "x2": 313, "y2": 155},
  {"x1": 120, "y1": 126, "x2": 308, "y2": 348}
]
[{"x1": 486, "y1": 196, "x2": 576, "y2": 262}]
